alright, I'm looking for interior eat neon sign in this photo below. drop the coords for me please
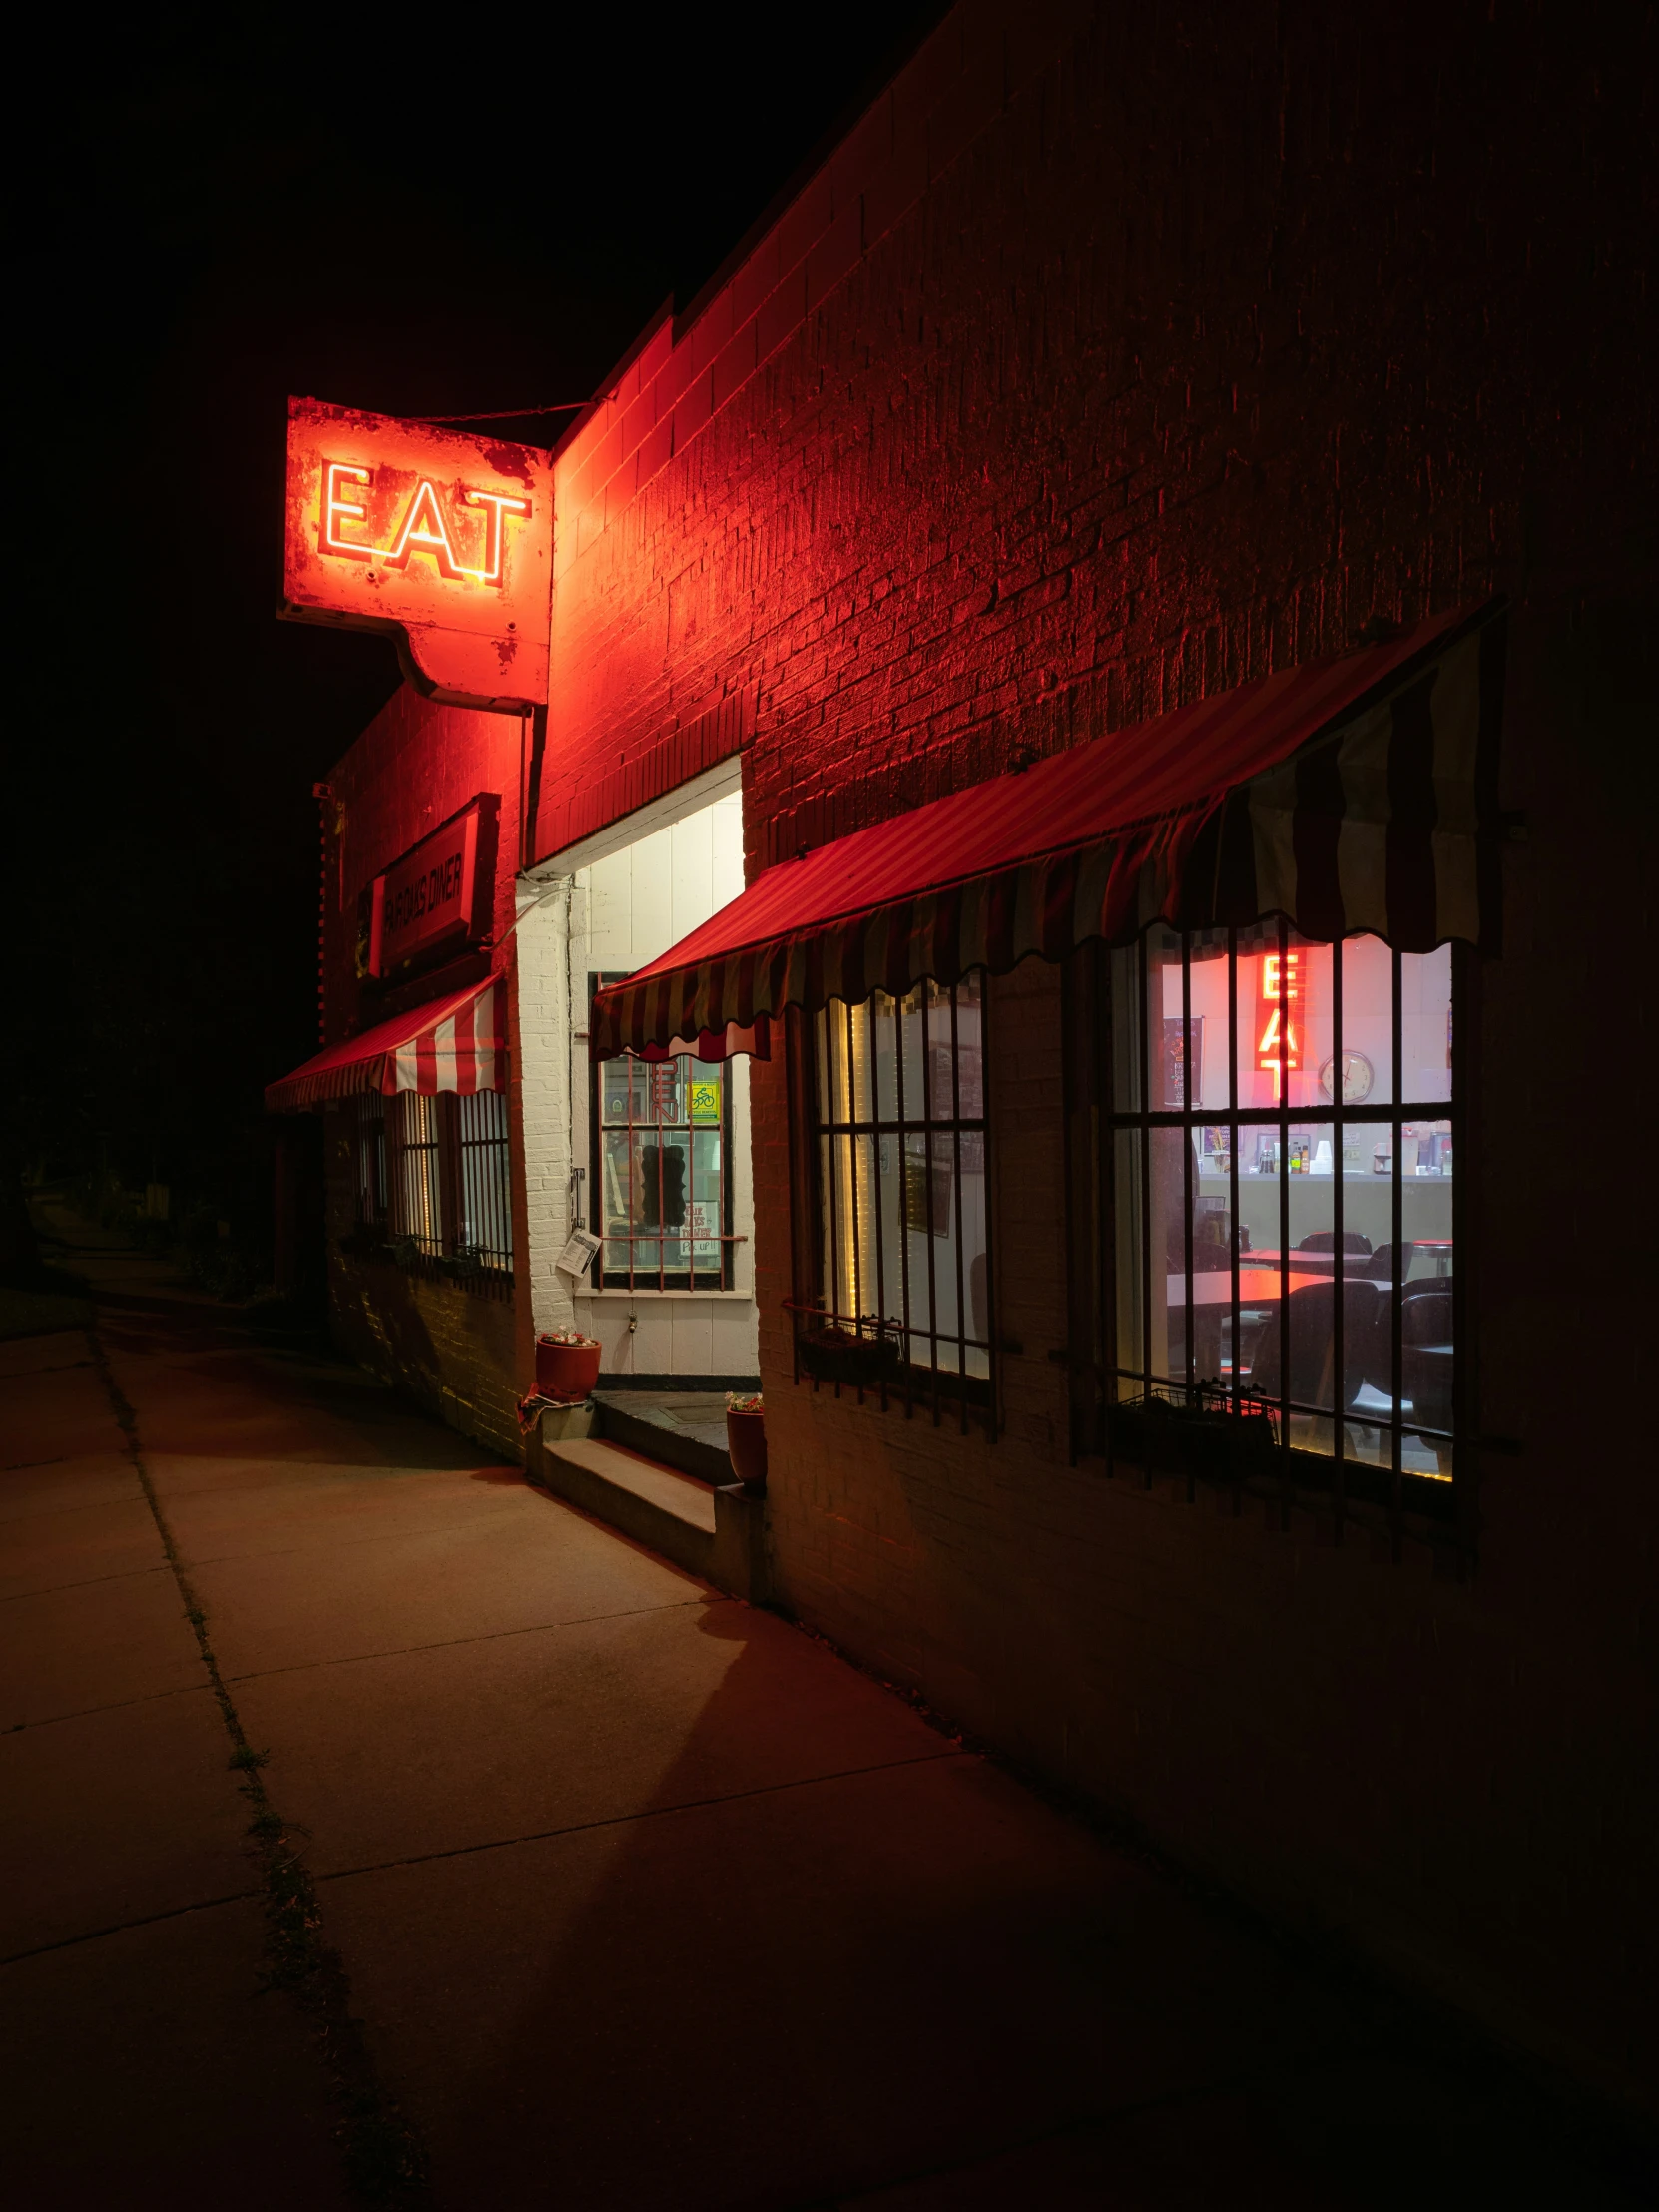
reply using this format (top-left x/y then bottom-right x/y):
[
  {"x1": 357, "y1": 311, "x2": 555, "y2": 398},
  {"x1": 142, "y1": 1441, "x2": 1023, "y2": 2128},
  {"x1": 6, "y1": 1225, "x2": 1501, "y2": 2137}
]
[
  {"x1": 1259, "y1": 948, "x2": 1301, "y2": 1099},
  {"x1": 320, "y1": 462, "x2": 531, "y2": 587}
]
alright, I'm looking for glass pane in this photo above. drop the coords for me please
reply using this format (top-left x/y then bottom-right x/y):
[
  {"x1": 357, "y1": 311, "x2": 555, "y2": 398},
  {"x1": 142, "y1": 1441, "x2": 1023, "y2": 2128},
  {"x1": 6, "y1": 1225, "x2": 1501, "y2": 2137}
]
[
  {"x1": 840, "y1": 1000, "x2": 874, "y2": 1124},
  {"x1": 899, "y1": 987, "x2": 926, "y2": 1125},
  {"x1": 1401, "y1": 944, "x2": 1453, "y2": 1105},
  {"x1": 1187, "y1": 931, "x2": 1231, "y2": 1111},
  {"x1": 1402, "y1": 1118, "x2": 1453, "y2": 1281},
  {"x1": 1147, "y1": 925, "x2": 1187, "y2": 1108},
  {"x1": 1150, "y1": 1123, "x2": 1189, "y2": 1384},
  {"x1": 959, "y1": 1123, "x2": 990, "y2": 1377},
  {"x1": 931, "y1": 1133, "x2": 964, "y2": 1368},
  {"x1": 953, "y1": 972, "x2": 985, "y2": 1118},
  {"x1": 1112, "y1": 1126, "x2": 1143, "y2": 1385},
  {"x1": 872, "y1": 992, "x2": 899, "y2": 1124},
  {"x1": 1339, "y1": 934, "x2": 1394, "y2": 1106},
  {"x1": 1109, "y1": 943, "x2": 1143, "y2": 1113},
  {"x1": 875, "y1": 1128, "x2": 907, "y2": 1331},
  {"x1": 1236, "y1": 927, "x2": 1332, "y2": 1109},
  {"x1": 1340, "y1": 1116, "x2": 1396, "y2": 1458}
]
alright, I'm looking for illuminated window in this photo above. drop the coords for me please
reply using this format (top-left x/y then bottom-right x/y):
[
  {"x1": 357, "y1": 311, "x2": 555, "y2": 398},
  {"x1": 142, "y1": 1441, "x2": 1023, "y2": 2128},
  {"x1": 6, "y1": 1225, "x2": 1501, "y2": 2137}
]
[
  {"x1": 350, "y1": 1091, "x2": 513, "y2": 1275},
  {"x1": 592, "y1": 1036, "x2": 734, "y2": 1296},
  {"x1": 1065, "y1": 924, "x2": 1460, "y2": 1524},
  {"x1": 803, "y1": 977, "x2": 992, "y2": 1421}
]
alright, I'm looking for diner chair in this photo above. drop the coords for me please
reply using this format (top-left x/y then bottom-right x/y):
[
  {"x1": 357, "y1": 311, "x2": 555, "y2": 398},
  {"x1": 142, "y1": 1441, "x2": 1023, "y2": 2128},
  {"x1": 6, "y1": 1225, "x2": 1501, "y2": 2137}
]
[
  {"x1": 1246, "y1": 1278, "x2": 1385, "y2": 1415},
  {"x1": 1350, "y1": 1280, "x2": 1453, "y2": 1427},
  {"x1": 1363, "y1": 1241, "x2": 1415, "y2": 1282},
  {"x1": 1298, "y1": 1231, "x2": 1372, "y2": 1256}
]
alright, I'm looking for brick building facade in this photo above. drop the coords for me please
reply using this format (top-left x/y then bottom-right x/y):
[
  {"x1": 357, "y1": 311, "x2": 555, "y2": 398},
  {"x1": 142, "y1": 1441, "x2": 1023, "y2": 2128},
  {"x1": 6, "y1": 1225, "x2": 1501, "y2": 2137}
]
[{"x1": 288, "y1": 0, "x2": 1654, "y2": 2127}]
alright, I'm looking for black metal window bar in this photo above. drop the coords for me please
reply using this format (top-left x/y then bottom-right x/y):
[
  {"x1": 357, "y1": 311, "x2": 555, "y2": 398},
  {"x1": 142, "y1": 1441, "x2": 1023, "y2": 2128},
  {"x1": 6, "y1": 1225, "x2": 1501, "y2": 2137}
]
[
  {"x1": 351, "y1": 1090, "x2": 514, "y2": 1280},
  {"x1": 593, "y1": 1049, "x2": 737, "y2": 1291},
  {"x1": 801, "y1": 976, "x2": 995, "y2": 1431},
  {"x1": 1067, "y1": 923, "x2": 1462, "y2": 1544}
]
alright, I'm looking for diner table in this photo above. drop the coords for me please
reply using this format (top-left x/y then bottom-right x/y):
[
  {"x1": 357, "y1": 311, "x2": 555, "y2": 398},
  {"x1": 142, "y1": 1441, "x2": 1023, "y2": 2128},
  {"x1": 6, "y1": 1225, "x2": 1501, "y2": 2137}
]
[{"x1": 1167, "y1": 1266, "x2": 1329, "y2": 1378}]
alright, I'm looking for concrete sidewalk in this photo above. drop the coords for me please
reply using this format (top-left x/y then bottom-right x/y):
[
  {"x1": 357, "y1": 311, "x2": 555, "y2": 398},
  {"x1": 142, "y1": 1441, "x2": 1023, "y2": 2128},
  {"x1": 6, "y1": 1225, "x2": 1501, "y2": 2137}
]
[{"x1": 1, "y1": 1210, "x2": 1643, "y2": 2209}]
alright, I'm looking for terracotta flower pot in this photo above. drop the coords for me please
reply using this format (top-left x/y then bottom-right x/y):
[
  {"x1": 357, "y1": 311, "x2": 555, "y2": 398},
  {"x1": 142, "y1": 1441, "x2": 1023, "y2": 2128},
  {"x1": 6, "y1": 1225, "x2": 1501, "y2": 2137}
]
[
  {"x1": 726, "y1": 1408, "x2": 768, "y2": 1495},
  {"x1": 535, "y1": 1334, "x2": 601, "y2": 1404}
]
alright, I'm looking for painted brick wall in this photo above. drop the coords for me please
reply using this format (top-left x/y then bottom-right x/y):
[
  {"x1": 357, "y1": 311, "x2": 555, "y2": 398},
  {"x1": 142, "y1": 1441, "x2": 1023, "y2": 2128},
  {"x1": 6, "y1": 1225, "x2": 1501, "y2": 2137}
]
[{"x1": 518, "y1": 0, "x2": 1657, "y2": 2120}]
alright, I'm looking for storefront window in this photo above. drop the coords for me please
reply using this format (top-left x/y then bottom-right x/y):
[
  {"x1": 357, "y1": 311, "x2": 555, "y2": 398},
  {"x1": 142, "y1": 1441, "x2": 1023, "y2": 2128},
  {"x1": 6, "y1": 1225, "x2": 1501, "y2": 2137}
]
[
  {"x1": 351, "y1": 1091, "x2": 513, "y2": 1274},
  {"x1": 1098, "y1": 923, "x2": 1458, "y2": 1496},
  {"x1": 810, "y1": 977, "x2": 991, "y2": 1401},
  {"x1": 595, "y1": 1053, "x2": 734, "y2": 1290}
]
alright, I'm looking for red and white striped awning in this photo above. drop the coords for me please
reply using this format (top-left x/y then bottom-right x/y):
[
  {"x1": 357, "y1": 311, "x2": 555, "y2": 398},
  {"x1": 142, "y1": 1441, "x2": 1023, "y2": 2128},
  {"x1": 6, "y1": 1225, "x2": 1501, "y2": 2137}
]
[
  {"x1": 592, "y1": 602, "x2": 1505, "y2": 1060},
  {"x1": 265, "y1": 978, "x2": 506, "y2": 1113}
]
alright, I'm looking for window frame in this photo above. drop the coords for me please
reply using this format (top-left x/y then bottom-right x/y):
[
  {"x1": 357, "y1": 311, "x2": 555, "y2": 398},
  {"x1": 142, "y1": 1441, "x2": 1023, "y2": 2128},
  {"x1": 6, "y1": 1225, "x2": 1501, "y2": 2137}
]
[
  {"x1": 1062, "y1": 924, "x2": 1475, "y2": 1554},
  {"x1": 589, "y1": 972, "x2": 739, "y2": 1294},
  {"x1": 796, "y1": 975, "x2": 997, "y2": 1434}
]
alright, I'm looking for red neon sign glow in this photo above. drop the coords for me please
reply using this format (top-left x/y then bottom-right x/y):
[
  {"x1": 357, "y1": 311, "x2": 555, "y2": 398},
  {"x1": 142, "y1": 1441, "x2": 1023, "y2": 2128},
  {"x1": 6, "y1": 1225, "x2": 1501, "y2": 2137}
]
[
  {"x1": 282, "y1": 397, "x2": 552, "y2": 711},
  {"x1": 1259, "y1": 948, "x2": 1301, "y2": 1099}
]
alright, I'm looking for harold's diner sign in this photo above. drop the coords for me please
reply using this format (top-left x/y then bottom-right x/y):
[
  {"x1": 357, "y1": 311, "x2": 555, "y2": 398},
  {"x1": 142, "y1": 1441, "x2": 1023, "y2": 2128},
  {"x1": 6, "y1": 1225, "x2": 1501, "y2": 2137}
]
[{"x1": 366, "y1": 796, "x2": 499, "y2": 983}]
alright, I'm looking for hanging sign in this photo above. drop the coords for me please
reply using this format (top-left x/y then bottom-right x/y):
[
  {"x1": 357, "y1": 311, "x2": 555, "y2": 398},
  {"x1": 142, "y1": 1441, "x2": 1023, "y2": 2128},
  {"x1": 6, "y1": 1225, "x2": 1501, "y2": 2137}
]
[
  {"x1": 366, "y1": 795, "x2": 500, "y2": 982},
  {"x1": 280, "y1": 397, "x2": 553, "y2": 711}
]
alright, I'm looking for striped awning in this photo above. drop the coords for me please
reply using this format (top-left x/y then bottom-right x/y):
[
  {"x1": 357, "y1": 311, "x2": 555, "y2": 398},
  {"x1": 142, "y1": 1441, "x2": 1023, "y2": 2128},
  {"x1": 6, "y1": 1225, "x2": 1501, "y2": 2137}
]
[
  {"x1": 265, "y1": 978, "x2": 506, "y2": 1113},
  {"x1": 592, "y1": 601, "x2": 1504, "y2": 1061}
]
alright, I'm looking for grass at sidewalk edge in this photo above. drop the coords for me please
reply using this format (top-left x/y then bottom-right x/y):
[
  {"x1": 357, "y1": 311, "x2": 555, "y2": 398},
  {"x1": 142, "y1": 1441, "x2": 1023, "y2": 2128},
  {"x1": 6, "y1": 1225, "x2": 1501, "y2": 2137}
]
[{"x1": 87, "y1": 1327, "x2": 432, "y2": 2209}]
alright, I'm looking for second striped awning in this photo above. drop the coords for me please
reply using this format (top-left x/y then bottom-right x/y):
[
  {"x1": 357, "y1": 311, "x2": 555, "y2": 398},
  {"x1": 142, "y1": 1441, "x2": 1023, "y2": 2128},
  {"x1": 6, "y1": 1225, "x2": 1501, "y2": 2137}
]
[
  {"x1": 265, "y1": 978, "x2": 506, "y2": 1113},
  {"x1": 592, "y1": 601, "x2": 1505, "y2": 1061}
]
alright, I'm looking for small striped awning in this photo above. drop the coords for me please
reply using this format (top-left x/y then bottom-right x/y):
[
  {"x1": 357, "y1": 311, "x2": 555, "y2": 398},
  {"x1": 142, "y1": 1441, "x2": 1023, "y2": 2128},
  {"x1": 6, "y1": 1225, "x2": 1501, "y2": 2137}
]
[
  {"x1": 592, "y1": 601, "x2": 1505, "y2": 1061},
  {"x1": 265, "y1": 978, "x2": 506, "y2": 1113}
]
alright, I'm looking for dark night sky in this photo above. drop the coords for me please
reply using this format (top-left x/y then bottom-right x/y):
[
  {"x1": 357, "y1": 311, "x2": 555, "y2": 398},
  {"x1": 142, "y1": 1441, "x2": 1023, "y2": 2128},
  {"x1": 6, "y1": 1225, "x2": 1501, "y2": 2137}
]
[{"x1": 15, "y1": 7, "x2": 941, "y2": 1215}]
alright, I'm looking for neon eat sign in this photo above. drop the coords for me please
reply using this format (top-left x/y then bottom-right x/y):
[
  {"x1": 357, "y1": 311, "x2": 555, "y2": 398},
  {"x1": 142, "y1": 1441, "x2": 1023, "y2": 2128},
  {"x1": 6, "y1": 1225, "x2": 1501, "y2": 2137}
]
[
  {"x1": 280, "y1": 396, "x2": 553, "y2": 713},
  {"x1": 320, "y1": 464, "x2": 531, "y2": 587},
  {"x1": 1259, "y1": 948, "x2": 1301, "y2": 1099}
]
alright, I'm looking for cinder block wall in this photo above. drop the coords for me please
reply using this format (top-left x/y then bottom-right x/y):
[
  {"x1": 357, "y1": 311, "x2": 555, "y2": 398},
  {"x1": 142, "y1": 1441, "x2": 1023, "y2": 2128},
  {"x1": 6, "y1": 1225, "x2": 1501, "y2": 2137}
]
[{"x1": 525, "y1": 0, "x2": 1656, "y2": 2118}]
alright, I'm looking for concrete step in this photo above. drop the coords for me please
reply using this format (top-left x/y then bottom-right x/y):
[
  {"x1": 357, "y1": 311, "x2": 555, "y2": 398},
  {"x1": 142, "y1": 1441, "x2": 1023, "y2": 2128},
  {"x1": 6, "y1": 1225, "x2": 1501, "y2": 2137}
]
[
  {"x1": 532, "y1": 1420, "x2": 768, "y2": 1602},
  {"x1": 591, "y1": 1390, "x2": 733, "y2": 1486},
  {"x1": 538, "y1": 1435, "x2": 715, "y2": 1578}
]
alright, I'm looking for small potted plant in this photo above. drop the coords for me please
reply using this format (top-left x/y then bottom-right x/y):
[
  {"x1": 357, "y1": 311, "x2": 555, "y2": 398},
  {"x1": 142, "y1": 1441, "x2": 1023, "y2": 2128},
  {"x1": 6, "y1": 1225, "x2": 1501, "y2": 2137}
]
[
  {"x1": 535, "y1": 1328, "x2": 602, "y2": 1404},
  {"x1": 726, "y1": 1391, "x2": 767, "y2": 1494}
]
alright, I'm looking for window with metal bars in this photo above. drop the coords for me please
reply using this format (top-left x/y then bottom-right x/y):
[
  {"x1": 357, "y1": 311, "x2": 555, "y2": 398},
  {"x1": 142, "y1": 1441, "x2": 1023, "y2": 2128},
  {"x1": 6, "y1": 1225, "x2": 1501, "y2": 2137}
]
[
  {"x1": 593, "y1": 1047, "x2": 735, "y2": 1291},
  {"x1": 454, "y1": 1090, "x2": 513, "y2": 1269},
  {"x1": 803, "y1": 977, "x2": 993, "y2": 1421},
  {"x1": 1064, "y1": 924, "x2": 1464, "y2": 1530},
  {"x1": 349, "y1": 1091, "x2": 513, "y2": 1275}
]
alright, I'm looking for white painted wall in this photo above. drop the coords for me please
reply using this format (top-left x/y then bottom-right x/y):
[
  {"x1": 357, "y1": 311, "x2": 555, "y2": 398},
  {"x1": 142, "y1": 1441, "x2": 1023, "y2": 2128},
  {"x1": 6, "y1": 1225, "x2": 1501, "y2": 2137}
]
[{"x1": 514, "y1": 787, "x2": 758, "y2": 1381}]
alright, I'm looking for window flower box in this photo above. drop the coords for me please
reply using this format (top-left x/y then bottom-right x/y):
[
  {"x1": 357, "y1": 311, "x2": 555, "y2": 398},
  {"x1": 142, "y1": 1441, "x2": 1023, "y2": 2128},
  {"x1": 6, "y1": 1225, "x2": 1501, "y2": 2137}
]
[
  {"x1": 798, "y1": 1325, "x2": 903, "y2": 1388},
  {"x1": 1109, "y1": 1386, "x2": 1279, "y2": 1483}
]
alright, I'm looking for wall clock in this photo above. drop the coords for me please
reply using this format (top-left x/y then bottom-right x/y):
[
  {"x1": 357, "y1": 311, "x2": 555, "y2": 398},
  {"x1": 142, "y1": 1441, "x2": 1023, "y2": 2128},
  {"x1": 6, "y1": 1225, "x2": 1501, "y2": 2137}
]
[{"x1": 1319, "y1": 1049, "x2": 1375, "y2": 1103}]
